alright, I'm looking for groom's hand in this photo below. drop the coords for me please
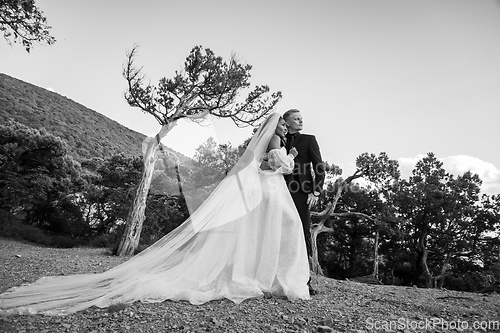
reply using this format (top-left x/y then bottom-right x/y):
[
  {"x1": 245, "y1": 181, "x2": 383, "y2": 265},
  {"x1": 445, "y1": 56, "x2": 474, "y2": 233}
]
[{"x1": 307, "y1": 193, "x2": 319, "y2": 209}]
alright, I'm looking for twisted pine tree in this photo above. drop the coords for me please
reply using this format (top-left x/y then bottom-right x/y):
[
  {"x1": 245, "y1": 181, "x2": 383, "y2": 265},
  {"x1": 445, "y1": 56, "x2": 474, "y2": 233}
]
[{"x1": 117, "y1": 45, "x2": 282, "y2": 255}]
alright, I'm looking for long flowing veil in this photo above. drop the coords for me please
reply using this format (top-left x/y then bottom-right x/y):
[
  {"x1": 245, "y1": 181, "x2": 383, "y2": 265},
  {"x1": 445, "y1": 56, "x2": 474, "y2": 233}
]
[{"x1": 0, "y1": 112, "x2": 284, "y2": 315}]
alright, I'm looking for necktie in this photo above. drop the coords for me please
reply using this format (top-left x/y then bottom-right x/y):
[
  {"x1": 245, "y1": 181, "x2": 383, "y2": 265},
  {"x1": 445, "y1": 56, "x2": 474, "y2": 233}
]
[{"x1": 286, "y1": 133, "x2": 298, "y2": 151}]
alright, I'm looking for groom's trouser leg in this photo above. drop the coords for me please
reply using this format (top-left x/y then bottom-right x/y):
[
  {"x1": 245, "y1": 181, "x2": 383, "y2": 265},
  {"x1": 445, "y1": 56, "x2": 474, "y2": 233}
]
[{"x1": 290, "y1": 190, "x2": 312, "y2": 257}]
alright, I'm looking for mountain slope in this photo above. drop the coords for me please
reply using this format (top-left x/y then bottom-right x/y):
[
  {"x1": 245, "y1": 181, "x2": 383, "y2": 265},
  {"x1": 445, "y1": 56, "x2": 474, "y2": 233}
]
[{"x1": 0, "y1": 73, "x2": 148, "y2": 161}]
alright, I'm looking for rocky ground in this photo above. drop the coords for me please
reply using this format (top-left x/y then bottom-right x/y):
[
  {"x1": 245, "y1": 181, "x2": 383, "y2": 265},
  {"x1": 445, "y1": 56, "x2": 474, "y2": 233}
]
[{"x1": 0, "y1": 238, "x2": 499, "y2": 333}]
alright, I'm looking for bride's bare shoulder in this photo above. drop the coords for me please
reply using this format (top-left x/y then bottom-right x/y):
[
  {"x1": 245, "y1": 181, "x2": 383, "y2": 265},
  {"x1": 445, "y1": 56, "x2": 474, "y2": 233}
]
[{"x1": 266, "y1": 134, "x2": 281, "y2": 152}]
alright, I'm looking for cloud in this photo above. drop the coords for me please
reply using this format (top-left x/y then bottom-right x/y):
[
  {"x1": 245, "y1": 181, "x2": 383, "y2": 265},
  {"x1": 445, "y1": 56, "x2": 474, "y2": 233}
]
[
  {"x1": 398, "y1": 154, "x2": 500, "y2": 195},
  {"x1": 398, "y1": 154, "x2": 427, "y2": 179},
  {"x1": 441, "y1": 155, "x2": 500, "y2": 195}
]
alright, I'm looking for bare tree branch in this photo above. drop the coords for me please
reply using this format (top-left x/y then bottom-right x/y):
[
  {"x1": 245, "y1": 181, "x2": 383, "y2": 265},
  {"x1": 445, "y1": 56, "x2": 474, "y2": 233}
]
[{"x1": 1, "y1": 0, "x2": 56, "y2": 52}]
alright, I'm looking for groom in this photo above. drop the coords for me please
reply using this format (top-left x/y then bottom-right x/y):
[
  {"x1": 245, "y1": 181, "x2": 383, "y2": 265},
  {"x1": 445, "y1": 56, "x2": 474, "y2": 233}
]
[{"x1": 283, "y1": 109, "x2": 325, "y2": 295}]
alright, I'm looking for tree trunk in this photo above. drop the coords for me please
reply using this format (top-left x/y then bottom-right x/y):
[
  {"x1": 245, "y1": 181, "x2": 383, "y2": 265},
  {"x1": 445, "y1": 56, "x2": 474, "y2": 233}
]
[
  {"x1": 309, "y1": 178, "x2": 345, "y2": 275},
  {"x1": 348, "y1": 236, "x2": 357, "y2": 275},
  {"x1": 175, "y1": 165, "x2": 184, "y2": 197},
  {"x1": 116, "y1": 122, "x2": 177, "y2": 256},
  {"x1": 310, "y1": 224, "x2": 324, "y2": 275},
  {"x1": 372, "y1": 228, "x2": 380, "y2": 280},
  {"x1": 418, "y1": 230, "x2": 433, "y2": 288},
  {"x1": 350, "y1": 227, "x2": 382, "y2": 285},
  {"x1": 433, "y1": 253, "x2": 451, "y2": 288}
]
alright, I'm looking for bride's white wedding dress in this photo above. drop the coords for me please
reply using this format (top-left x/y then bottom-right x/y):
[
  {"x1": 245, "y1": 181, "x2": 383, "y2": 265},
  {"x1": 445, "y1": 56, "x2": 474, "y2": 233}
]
[{"x1": 0, "y1": 113, "x2": 310, "y2": 316}]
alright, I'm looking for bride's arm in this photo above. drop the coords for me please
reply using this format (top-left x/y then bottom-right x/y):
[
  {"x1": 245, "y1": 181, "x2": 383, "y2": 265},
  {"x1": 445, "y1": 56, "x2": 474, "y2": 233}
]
[
  {"x1": 266, "y1": 137, "x2": 297, "y2": 174},
  {"x1": 259, "y1": 135, "x2": 281, "y2": 170}
]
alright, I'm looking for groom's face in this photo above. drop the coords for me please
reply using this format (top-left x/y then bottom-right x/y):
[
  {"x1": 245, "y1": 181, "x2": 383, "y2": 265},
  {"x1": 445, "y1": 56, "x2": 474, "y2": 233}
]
[{"x1": 286, "y1": 112, "x2": 303, "y2": 133}]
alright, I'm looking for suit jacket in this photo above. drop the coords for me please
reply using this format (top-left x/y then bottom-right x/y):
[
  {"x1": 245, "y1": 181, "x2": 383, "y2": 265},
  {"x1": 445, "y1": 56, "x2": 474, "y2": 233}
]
[{"x1": 285, "y1": 133, "x2": 325, "y2": 194}]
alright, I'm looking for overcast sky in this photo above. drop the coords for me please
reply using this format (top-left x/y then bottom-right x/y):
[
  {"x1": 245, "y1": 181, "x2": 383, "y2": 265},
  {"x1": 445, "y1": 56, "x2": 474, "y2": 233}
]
[{"x1": 1, "y1": 0, "x2": 499, "y2": 194}]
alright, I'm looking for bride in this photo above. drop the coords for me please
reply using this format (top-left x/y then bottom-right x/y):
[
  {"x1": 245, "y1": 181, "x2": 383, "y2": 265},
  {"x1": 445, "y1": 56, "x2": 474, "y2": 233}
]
[{"x1": 0, "y1": 112, "x2": 310, "y2": 316}]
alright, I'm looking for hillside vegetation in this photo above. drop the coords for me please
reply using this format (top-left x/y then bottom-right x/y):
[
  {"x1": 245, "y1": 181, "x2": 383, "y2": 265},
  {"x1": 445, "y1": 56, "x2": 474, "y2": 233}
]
[
  {"x1": 0, "y1": 73, "x2": 202, "y2": 250},
  {"x1": 0, "y1": 73, "x2": 146, "y2": 161}
]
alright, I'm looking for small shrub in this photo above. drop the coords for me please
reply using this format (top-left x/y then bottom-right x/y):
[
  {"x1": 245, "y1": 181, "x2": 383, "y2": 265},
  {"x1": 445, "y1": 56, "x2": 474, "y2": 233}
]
[
  {"x1": 88, "y1": 234, "x2": 114, "y2": 248},
  {"x1": 49, "y1": 235, "x2": 79, "y2": 248},
  {"x1": 107, "y1": 302, "x2": 128, "y2": 313},
  {"x1": 0, "y1": 209, "x2": 22, "y2": 238},
  {"x1": 444, "y1": 272, "x2": 489, "y2": 292},
  {"x1": 19, "y1": 226, "x2": 52, "y2": 246},
  {"x1": 0, "y1": 212, "x2": 52, "y2": 246}
]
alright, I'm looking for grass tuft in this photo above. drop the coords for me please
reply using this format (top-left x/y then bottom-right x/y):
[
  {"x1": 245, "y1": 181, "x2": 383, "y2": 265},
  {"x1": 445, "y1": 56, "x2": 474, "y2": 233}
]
[{"x1": 106, "y1": 302, "x2": 128, "y2": 313}]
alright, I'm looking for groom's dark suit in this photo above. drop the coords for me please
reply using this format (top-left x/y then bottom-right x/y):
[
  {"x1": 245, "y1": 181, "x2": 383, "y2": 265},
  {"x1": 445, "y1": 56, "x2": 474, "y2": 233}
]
[{"x1": 285, "y1": 132, "x2": 325, "y2": 257}]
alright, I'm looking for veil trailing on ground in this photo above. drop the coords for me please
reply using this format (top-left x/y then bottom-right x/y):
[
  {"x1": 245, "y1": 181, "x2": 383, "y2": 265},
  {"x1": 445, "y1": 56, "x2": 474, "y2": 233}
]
[{"x1": 0, "y1": 112, "x2": 286, "y2": 316}]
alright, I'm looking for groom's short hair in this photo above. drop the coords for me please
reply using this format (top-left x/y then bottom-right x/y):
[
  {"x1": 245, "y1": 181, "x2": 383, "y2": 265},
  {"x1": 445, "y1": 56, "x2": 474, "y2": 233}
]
[{"x1": 283, "y1": 109, "x2": 300, "y2": 121}]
